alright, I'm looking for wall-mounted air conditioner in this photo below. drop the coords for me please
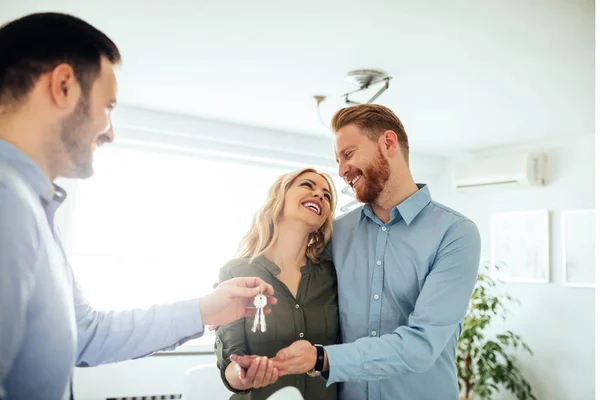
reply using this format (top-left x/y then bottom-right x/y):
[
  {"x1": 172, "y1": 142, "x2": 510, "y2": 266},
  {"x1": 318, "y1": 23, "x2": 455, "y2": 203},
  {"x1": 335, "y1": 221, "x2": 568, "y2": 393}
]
[{"x1": 453, "y1": 152, "x2": 547, "y2": 189}]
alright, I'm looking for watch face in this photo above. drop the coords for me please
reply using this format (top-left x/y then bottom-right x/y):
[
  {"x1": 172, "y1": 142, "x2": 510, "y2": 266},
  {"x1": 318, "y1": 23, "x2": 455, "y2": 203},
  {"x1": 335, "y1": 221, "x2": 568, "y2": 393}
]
[{"x1": 307, "y1": 370, "x2": 322, "y2": 378}]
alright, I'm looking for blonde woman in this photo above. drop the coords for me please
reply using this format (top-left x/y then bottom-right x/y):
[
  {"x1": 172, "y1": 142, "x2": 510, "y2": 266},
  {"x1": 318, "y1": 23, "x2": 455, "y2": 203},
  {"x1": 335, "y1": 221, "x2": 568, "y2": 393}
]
[{"x1": 215, "y1": 168, "x2": 339, "y2": 400}]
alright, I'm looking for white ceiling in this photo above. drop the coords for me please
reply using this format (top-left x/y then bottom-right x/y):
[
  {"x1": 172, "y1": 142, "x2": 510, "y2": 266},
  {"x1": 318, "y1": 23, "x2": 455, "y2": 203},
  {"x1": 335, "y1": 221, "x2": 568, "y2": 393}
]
[{"x1": 2, "y1": 0, "x2": 595, "y2": 155}]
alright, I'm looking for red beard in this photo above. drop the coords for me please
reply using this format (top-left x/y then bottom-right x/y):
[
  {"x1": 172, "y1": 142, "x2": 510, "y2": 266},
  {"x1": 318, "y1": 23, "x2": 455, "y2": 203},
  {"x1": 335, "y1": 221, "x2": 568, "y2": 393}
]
[{"x1": 354, "y1": 148, "x2": 390, "y2": 204}]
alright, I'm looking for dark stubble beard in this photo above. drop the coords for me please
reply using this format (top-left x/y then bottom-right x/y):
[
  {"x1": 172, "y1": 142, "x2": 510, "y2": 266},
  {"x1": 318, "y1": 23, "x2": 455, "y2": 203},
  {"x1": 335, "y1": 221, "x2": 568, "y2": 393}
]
[
  {"x1": 59, "y1": 94, "x2": 95, "y2": 179},
  {"x1": 355, "y1": 147, "x2": 391, "y2": 204}
]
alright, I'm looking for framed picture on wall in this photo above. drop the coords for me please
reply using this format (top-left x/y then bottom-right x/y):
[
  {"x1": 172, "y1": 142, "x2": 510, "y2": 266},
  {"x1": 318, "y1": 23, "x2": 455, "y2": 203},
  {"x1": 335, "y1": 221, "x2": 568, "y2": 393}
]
[
  {"x1": 490, "y1": 210, "x2": 550, "y2": 283},
  {"x1": 562, "y1": 209, "x2": 595, "y2": 288}
]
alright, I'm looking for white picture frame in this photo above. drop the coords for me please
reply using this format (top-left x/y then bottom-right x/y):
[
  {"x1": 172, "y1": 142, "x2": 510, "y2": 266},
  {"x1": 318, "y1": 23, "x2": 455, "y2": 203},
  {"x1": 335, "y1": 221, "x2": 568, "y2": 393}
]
[
  {"x1": 490, "y1": 210, "x2": 550, "y2": 283},
  {"x1": 562, "y1": 209, "x2": 595, "y2": 288}
]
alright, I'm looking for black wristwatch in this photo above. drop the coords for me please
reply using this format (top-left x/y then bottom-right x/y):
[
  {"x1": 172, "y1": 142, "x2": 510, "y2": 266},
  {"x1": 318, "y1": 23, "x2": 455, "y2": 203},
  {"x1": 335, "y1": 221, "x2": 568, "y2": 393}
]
[{"x1": 307, "y1": 344, "x2": 325, "y2": 377}]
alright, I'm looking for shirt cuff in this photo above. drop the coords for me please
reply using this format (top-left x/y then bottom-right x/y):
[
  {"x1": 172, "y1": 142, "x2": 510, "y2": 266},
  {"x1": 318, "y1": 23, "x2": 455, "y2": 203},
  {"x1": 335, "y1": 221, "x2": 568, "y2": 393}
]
[
  {"x1": 323, "y1": 343, "x2": 361, "y2": 385},
  {"x1": 176, "y1": 298, "x2": 205, "y2": 339}
]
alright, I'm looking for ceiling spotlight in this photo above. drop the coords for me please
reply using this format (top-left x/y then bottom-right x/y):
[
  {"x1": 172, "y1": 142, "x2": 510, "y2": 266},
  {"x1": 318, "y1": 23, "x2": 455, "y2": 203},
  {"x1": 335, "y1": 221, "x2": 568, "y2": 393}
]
[
  {"x1": 313, "y1": 95, "x2": 327, "y2": 105},
  {"x1": 313, "y1": 95, "x2": 329, "y2": 128},
  {"x1": 344, "y1": 69, "x2": 388, "y2": 89}
]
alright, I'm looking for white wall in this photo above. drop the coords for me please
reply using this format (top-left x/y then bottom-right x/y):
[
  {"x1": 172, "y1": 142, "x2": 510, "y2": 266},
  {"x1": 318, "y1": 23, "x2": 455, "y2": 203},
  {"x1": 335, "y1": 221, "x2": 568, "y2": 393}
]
[
  {"x1": 108, "y1": 105, "x2": 445, "y2": 178},
  {"x1": 431, "y1": 134, "x2": 595, "y2": 400}
]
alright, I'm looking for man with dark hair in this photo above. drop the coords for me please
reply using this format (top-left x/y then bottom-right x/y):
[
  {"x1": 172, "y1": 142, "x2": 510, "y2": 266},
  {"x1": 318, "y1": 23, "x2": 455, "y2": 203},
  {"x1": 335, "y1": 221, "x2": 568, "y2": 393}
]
[{"x1": 0, "y1": 12, "x2": 276, "y2": 400}]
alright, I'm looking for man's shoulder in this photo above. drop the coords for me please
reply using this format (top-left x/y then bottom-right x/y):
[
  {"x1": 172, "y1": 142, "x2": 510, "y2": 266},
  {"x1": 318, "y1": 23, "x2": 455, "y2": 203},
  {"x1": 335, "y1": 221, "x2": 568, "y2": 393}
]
[
  {"x1": 0, "y1": 184, "x2": 37, "y2": 222},
  {"x1": 426, "y1": 200, "x2": 472, "y2": 223},
  {"x1": 0, "y1": 167, "x2": 42, "y2": 273},
  {"x1": 0, "y1": 163, "x2": 38, "y2": 206},
  {"x1": 424, "y1": 200, "x2": 479, "y2": 238}
]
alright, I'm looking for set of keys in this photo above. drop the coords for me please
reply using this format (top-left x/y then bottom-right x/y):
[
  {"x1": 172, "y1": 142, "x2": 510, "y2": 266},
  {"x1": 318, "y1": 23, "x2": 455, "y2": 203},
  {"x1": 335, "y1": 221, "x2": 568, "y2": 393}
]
[{"x1": 251, "y1": 293, "x2": 267, "y2": 333}]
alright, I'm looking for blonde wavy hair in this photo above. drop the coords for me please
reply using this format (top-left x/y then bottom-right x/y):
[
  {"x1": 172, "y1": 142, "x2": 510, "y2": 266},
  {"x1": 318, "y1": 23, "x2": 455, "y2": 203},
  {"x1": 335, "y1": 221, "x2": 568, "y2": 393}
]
[{"x1": 238, "y1": 168, "x2": 337, "y2": 265}]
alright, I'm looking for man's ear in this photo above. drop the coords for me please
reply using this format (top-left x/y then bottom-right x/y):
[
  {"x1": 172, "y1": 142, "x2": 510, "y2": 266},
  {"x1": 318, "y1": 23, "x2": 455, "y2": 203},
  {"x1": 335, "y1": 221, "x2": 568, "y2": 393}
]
[
  {"x1": 380, "y1": 130, "x2": 399, "y2": 157},
  {"x1": 48, "y1": 63, "x2": 80, "y2": 111}
]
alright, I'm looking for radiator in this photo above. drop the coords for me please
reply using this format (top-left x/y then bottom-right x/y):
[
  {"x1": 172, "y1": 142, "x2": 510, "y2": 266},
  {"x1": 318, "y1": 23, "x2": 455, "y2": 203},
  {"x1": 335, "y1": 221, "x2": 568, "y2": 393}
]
[{"x1": 106, "y1": 395, "x2": 182, "y2": 400}]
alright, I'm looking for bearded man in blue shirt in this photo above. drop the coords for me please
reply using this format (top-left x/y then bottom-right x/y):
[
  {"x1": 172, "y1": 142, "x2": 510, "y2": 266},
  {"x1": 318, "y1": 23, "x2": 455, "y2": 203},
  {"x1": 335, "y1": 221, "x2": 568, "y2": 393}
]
[{"x1": 235, "y1": 104, "x2": 481, "y2": 400}]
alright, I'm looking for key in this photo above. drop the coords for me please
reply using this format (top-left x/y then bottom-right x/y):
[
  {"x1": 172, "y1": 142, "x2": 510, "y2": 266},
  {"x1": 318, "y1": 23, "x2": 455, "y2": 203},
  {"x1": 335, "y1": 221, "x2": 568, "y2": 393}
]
[
  {"x1": 259, "y1": 305, "x2": 266, "y2": 333},
  {"x1": 251, "y1": 293, "x2": 268, "y2": 333}
]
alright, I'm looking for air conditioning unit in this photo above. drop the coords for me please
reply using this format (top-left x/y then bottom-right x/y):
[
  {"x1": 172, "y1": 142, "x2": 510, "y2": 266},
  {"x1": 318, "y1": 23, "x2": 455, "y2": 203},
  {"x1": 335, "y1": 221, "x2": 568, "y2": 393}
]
[{"x1": 453, "y1": 152, "x2": 547, "y2": 189}]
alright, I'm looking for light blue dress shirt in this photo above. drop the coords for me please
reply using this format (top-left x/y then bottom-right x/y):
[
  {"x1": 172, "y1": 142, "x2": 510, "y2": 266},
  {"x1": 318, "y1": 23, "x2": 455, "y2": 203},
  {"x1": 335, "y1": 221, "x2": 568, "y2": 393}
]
[
  {"x1": 0, "y1": 140, "x2": 205, "y2": 400},
  {"x1": 325, "y1": 184, "x2": 481, "y2": 400}
]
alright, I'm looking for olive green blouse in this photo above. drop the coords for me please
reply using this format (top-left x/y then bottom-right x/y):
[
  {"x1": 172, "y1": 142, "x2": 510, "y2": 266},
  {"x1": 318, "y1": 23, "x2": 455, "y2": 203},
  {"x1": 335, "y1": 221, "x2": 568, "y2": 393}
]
[{"x1": 214, "y1": 255, "x2": 339, "y2": 400}]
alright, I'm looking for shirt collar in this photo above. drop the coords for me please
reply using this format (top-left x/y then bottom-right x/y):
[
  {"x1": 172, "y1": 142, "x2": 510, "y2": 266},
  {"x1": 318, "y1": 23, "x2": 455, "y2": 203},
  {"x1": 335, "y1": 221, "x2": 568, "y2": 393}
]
[
  {"x1": 0, "y1": 139, "x2": 66, "y2": 204},
  {"x1": 359, "y1": 183, "x2": 432, "y2": 226},
  {"x1": 254, "y1": 254, "x2": 313, "y2": 276}
]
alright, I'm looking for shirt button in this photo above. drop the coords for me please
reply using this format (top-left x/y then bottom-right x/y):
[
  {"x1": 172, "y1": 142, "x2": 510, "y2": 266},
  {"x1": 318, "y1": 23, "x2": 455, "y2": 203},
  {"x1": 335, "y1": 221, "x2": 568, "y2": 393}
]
[
  {"x1": 376, "y1": 260, "x2": 382, "y2": 265},
  {"x1": 374, "y1": 295, "x2": 380, "y2": 300},
  {"x1": 382, "y1": 226, "x2": 387, "y2": 231},
  {"x1": 371, "y1": 331, "x2": 377, "y2": 337},
  {"x1": 299, "y1": 332, "x2": 305, "y2": 338},
  {"x1": 295, "y1": 304, "x2": 300, "y2": 309}
]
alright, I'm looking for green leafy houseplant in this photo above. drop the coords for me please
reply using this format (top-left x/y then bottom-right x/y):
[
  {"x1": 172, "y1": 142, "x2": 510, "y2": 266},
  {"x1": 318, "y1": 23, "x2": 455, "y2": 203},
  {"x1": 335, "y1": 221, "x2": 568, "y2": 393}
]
[{"x1": 456, "y1": 264, "x2": 537, "y2": 400}]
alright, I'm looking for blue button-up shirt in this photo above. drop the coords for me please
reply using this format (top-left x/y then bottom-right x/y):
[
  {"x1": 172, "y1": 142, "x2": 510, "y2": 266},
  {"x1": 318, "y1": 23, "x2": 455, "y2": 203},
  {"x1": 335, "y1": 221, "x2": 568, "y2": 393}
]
[
  {"x1": 325, "y1": 184, "x2": 481, "y2": 400},
  {"x1": 0, "y1": 140, "x2": 205, "y2": 399}
]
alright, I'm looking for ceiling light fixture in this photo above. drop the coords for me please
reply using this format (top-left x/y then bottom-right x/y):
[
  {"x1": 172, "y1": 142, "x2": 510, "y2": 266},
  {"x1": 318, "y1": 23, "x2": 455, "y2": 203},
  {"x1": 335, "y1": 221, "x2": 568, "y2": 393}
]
[
  {"x1": 313, "y1": 69, "x2": 392, "y2": 130},
  {"x1": 342, "y1": 69, "x2": 391, "y2": 105}
]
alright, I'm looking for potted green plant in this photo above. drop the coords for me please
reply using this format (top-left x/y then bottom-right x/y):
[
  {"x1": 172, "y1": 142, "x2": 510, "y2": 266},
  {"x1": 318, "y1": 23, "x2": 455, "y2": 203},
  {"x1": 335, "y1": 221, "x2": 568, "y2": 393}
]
[{"x1": 456, "y1": 264, "x2": 537, "y2": 400}]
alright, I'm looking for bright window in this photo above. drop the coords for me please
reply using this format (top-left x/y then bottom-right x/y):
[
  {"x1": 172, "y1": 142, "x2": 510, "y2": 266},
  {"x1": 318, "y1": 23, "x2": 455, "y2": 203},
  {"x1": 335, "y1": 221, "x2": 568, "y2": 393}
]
[{"x1": 69, "y1": 145, "x2": 292, "y2": 310}]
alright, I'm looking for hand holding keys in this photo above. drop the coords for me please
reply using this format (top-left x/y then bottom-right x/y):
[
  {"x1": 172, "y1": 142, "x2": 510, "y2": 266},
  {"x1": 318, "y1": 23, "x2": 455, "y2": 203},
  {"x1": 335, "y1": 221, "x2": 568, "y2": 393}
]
[{"x1": 200, "y1": 277, "x2": 276, "y2": 328}]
